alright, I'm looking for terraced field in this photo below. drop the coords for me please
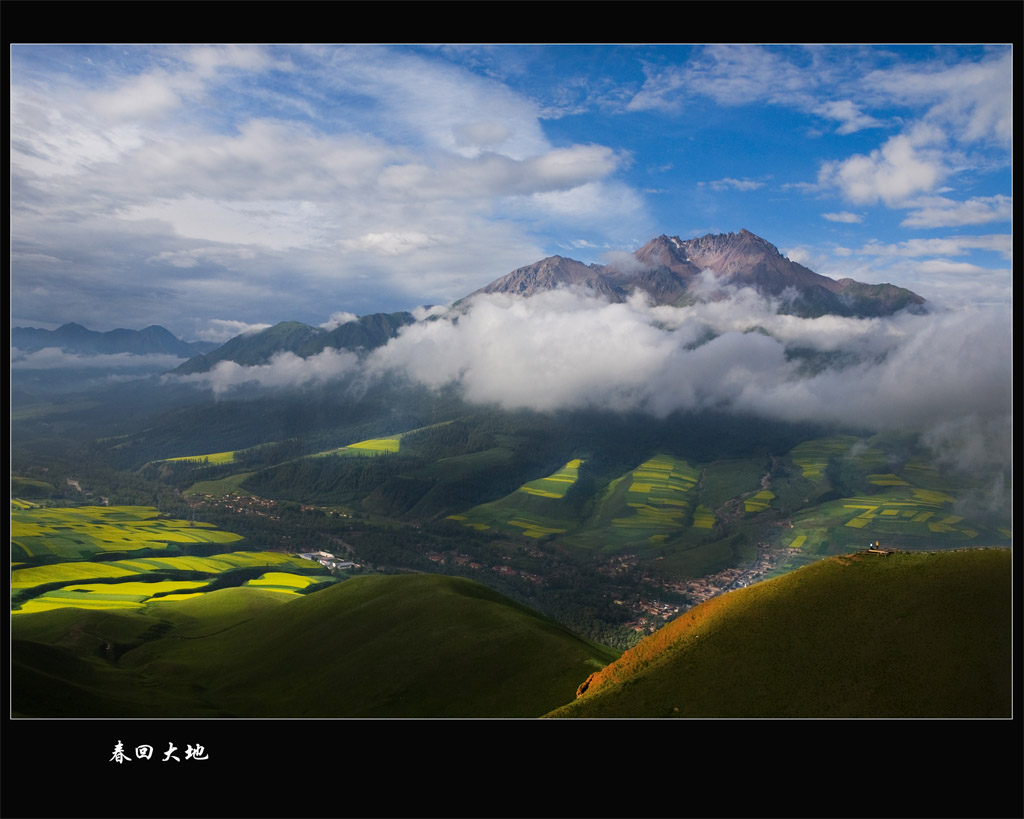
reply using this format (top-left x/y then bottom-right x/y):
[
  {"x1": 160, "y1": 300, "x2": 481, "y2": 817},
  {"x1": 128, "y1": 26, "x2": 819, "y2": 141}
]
[
  {"x1": 448, "y1": 458, "x2": 585, "y2": 538},
  {"x1": 567, "y1": 454, "x2": 706, "y2": 552},
  {"x1": 520, "y1": 459, "x2": 584, "y2": 499}
]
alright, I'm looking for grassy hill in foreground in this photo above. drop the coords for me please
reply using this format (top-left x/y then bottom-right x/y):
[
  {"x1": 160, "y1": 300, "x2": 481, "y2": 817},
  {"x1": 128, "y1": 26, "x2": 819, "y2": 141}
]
[
  {"x1": 547, "y1": 549, "x2": 1011, "y2": 718},
  {"x1": 12, "y1": 574, "x2": 619, "y2": 718}
]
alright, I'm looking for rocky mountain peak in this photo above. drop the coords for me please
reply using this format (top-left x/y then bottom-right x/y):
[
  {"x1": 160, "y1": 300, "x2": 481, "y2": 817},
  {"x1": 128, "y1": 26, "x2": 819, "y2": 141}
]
[{"x1": 467, "y1": 229, "x2": 926, "y2": 319}]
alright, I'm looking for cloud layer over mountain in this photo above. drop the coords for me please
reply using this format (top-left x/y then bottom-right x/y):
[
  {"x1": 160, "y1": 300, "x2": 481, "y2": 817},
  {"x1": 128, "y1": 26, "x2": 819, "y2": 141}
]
[{"x1": 172, "y1": 287, "x2": 1012, "y2": 478}]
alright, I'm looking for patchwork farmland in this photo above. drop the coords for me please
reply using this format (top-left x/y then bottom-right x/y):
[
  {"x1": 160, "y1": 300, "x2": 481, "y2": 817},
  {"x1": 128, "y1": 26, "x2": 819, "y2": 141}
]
[
  {"x1": 10, "y1": 504, "x2": 331, "y2": 614},
  {"x1": 780, "y1": 445, "x2": 1010, "y2": 553},
  {"x1": 11, "y1": 504, "x2": 242, "y2": 561},
  {"x1": 570, "y1": 454, "x2": 706, "y2": 552}
]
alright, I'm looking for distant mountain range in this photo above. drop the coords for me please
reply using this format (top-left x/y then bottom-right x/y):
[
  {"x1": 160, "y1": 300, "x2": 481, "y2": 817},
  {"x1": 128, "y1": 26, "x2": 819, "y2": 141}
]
[
  {"x1": 170, "y1": 311, "x2": 415, "y2": 375},
  {"x1": 11, "y1": 322, "x2": 219, "y2": 358},
  {"x1": 17, "y1": 231, "x2": 927, "y2": 378}
]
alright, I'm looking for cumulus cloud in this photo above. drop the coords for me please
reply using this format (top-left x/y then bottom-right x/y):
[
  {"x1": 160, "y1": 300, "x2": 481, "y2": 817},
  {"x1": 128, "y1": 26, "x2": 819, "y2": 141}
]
[
  {"x1": 171, "y1": 286, "x2": 1012, "y2": 479},
  {"x1": 173, "y1": 347, "x2": 360, "y2": 396},
  {"x1": 817, "y1": 126, "x2": 948, "y2": 206},
  {"x1": 10, "y1": 45, "x2": 642, "y2": 334},
  {"x1": 366, "y1": 289, "x2": 1011, "y2": 434}
]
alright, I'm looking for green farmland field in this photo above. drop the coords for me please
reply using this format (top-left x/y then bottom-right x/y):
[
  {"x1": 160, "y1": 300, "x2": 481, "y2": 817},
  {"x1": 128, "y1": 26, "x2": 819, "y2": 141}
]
[
  {"x1": 569, "y1": 454, "x2": 703, "y2": 552},
  {"x1": 244, "y1": 572, "x2": 334, "y2": 595},
  {"x1": 11, "y1": 505, "x2": 243, "y2": 561},
  {"x1": 311, "y1": 420, "x2": 458, "y2": 459},
  {"x1": 448, "y1": 458, "x2": 586, "y2": 538},
  {"x1": 520, "y1": 459, "x2": 584, "y2": 499},
  {"x1": 17, "y1": 580, "x2": 213, "y2": 614},
  {"x1": 11, "y1": 502, "x2": 328, "y2": 613},
  {"x1": 784, "y1": 454, "x2": 1010, "y2": 553}
]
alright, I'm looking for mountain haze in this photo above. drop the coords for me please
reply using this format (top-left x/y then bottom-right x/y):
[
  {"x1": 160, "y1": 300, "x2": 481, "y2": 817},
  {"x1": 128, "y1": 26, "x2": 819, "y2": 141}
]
[{"x1": 11, "y1": 322, "x2": 218, "y2": 357}]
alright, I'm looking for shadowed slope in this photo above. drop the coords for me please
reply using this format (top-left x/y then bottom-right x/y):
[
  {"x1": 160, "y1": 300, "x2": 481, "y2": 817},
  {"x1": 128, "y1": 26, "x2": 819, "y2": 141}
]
[{"x1": 13, "y1": 575, "x2": 619, "y2": 718}]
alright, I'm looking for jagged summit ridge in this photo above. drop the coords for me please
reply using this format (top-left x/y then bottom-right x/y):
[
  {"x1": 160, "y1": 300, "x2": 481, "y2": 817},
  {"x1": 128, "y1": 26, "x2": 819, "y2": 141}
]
[{"x1": 473, "y1": 229, "x2": 926, "y2": 319}]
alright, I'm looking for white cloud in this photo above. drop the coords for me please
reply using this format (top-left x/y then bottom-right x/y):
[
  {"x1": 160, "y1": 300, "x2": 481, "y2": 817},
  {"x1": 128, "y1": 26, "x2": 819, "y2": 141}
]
[
  {"x1": 863, "y1": 49, "x2": 1012, "y2": 147},
  {"x1": 91, "y1": 71, "x2": 185, "y2": 119},
  {"x1": 822, "y1": 212, "x2": 863, "y2": 224},
  {"x1": 629, "y1": 44, "x2": 814, "y2": 111},
  {"x1": 814, "y1": 99, "x2": 884, "y2": 135},
  {"x1": 366, "y1": 289, "x2": 1010, "y2": 434},
  {"x1": 196, "y1": 319, "x2": 272, "y2": 343},
  {"x1": 320, "y1": 312, "x2": 358, "y2": 330},
  {"x1": 90, "y1": 45, "x2": 276, "y2": 122},
  {"x1": 171, "y1": 288, "x2": 1013, "y2": 477},
  {"x1": 818, "y1": 127, "x2": 948, "y2": 206},
  {"x1": 174, "y1": 347, "x2": 359, "y2": 396},
  {"x1": 856, "y1": 234, "x2": 1012, "y2": 259},
  {"x1": 899, "y1": 194, "x2": 1012, "y2": 228},
  {"x1": 707, "y1": 177, "x2": 766, "y2": 192},
  {"x1": 914, "y1": 259, "x2": 997, "y2": 276},
  {"x1": 336, "y1": 232, "x2": 441, "y2": 256}
]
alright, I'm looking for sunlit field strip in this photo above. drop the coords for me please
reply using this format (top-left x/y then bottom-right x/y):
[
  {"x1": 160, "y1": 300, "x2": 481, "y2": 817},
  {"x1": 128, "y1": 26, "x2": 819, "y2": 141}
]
[
  {"x1": 347, "y1": 438, "x2": 400, "y2": 453},
  {"x1": 868, "y1": 473, "x2": 910, "y2": 486},
  {"x1": 10, "y1": 506, "x2": 244, "y2": 560},
  {"x1": 247, "y1": 572, "x2": 318, "y2": 588},
  {"x1": 788, "y1": 435, "x2": 859, "y2": 479},
  {"x1": 520, "y1": 459, "x2": 584, "y2": 499},
  {"x1": 165, "y1": 450, "x2": 237, "y2": 464},
  {"x1": 12, "y1": 552, "x2": 321, "y2": 591},
  {"x1": 11, "y1": 562, "x2": 142, "y2": 589},
  {"x1": 63, "y1": 580, "x2": 212, "y2": 596},
  {"x1": 692, "y1": 505, "x2": 715, "y2": 529},
  {"x1": 744, "y1": 490, "x2": 775, "y2": 513},
  {"x1": 15, "y1": 582, "x2": 212, "y2": 611},
  {"x1": 14, "y1": 598, "x2": 145, "y2": 614}
]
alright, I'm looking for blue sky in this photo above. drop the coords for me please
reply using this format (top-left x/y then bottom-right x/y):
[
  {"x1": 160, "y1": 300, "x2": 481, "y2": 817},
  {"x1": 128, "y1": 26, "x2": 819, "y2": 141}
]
[{"x1": 10, "y1": 43, "x2": 1013, "y2": 341}]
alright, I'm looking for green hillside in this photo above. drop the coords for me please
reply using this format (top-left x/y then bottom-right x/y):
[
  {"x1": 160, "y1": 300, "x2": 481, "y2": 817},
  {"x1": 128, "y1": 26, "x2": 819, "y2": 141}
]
[
  {"x1": 547, "y1": 549, "x2": 1011, "y2": 718},
  {"x1": 12, "y1": 574, "x2": 619, "y2": 718}
]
